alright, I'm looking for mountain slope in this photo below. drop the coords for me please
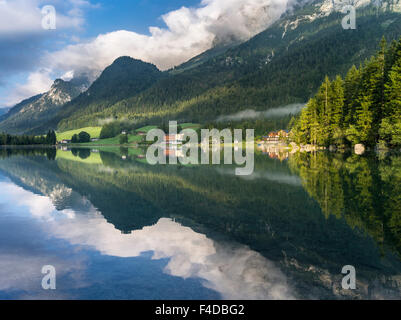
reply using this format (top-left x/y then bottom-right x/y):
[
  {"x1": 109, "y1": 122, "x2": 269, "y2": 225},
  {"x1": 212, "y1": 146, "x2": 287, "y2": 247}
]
[
  {"x1": 0, "y1": 77, "x2": 89, "y2": 134},
  {"x1": 54, "y1": 0, "x2": 401, "y2": 130},
  {"x1": 54, "y1": 57, "x2": 163, "y2": 131},
  {"x1": 0, "y1": 108, "x2": 10, "y2": 117}
]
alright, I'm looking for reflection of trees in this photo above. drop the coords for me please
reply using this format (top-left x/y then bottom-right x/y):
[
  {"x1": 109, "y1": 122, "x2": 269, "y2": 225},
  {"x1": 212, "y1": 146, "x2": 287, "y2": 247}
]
[
  {"x1": 0, "y1": 147, "x2": 56, "y2": 159},
  {"x1": 70, "y1": 148, "x2": 91, "y2": 159},
  {"x1": 2, "y1": 150, "x2": 401, "y2": 298},
  {"x1": 289, "y1": 152, "x2": 401, "y2": 256}
]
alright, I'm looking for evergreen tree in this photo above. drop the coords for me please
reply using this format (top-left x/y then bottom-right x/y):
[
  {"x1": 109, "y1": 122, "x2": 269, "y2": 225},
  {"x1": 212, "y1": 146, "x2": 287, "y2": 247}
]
[
  {"x1": 344, "y1": 65, "x2": 361, "y2": 126},
  {"x1": 78, "y1": 131, "x2": 91, "y2": 143},
  {"x1": 380, "y1": 50, "x2": 401, "y2": 146},
  {"x1": 71, "y1": 134, "x2": 79, "y2": 143},
  {"x1": 330, "y1": 76, "x2": 345, "y2": 145},
  {"x1": 291, "y1": 38, "x2": 401, "y2": 148}
]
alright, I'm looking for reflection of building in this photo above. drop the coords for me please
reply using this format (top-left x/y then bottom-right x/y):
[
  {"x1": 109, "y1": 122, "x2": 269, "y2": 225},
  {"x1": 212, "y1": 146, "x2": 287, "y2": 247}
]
[
  {"x1": 164, "y1": 134, "x2": 185, "y2": 146},
  {"x1": 266, "y1": 152, "x2": 289, "y2": 161},
  {"x1": 164, "y1": 148, "x2": 185, "y2": 158},
  {"x1": 257, "y1": 143, "x2": 290, "y2": 161}
]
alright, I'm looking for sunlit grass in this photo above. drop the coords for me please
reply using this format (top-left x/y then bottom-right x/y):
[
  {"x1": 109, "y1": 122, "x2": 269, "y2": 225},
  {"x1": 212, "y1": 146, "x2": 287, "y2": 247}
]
[
  {"x1": 56, "y1": 127, "x2": 102, "y2": 141},
  {"x1": 56, "y1": 150, "x2": 103, "y2": 164}
]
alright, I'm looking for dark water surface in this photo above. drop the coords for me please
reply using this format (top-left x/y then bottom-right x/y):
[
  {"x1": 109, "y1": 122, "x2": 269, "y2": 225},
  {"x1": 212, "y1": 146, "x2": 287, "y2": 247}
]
[{"x1": 0, "y1": 147, "x2": 400, "y2": 300}]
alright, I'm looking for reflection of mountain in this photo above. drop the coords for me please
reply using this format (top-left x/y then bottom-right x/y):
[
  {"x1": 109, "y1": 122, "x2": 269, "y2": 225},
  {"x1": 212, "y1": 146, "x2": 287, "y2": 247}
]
[
  {"x1": 0, "y1": 149, "x2": 401, "y2": 299},
  {"x1": 288, "y1": 152, "x2": 401, "y2": 258},
  {"x1": 0, "y1": 165, "x2": 295, "y2": 300}
]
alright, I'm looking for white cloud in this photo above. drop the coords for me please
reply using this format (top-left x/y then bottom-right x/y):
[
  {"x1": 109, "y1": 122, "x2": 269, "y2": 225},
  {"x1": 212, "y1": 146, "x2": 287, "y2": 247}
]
[
  {"x1": 0, "y1": 0, "x2": 86, "y2": 36},
  {"x1": 3, "y1": 0, "x2": 296, "y2": 106},
  {"x1": 4, "y1": 69, "x2": 54, "y2": 105},
  {"x1": 0, "y1": 0, "x2": 100, "y2": 106},
  {"x1": 46, "y1": 0, "x2": 292, "y2": 73}
]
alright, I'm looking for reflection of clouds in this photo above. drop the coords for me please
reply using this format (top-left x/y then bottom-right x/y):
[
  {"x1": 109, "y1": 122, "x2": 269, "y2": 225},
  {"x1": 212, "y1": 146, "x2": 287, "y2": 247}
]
[
  {"x1": 0, "y1": 253, "x2": 85, "y2": 300},
  {"x1": 0, "y1": 182, "x2": 75, "y2": 220},
  {"x1": 50, "y1": 217, "x2": 295, "y2": 300},
  {"x1": 216, "y1": 168, "x2": 302, "y2": 186},
  {"x1": 0, "y1": 180, "x2": 295, "y2": 299},
  {"x1": 0, "y1": 182, "x2": 91, "y2": 299}
]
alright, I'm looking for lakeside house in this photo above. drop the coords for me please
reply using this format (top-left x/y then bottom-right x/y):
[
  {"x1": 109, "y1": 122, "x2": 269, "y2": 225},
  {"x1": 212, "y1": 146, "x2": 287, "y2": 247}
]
[
  {"x1": 163, "y1": 134, "x2": 185, "y2": 146},
  {"x1": 262, "y1": 130, "x2": 289, "y2": 142},
  {"x1": 60, "y1": 139, "x2": 71, "y2": 144}
]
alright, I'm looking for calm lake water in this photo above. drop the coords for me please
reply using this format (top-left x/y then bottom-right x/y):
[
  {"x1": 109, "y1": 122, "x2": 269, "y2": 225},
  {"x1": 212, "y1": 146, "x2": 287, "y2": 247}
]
[{"x1": 0, "y1": 147, "x2": 401, "y2": 300}]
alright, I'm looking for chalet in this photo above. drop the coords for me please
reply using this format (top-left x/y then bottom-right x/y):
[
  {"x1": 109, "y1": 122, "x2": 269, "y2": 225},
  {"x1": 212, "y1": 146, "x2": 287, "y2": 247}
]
[
  {"x1": 163, "y1": 134, "x2": 185, "y2": 146},
  {"x1": 263, "y1": 130, "x2": 289, "y2": 142},
  {"x1": 60, "y1": 139, "x2": 71, "y2": 144}
]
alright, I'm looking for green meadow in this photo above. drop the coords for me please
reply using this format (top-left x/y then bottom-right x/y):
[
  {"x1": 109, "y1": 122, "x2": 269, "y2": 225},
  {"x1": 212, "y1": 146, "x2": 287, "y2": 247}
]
[{"x1": 56, "y1": 127, "x2": 102, "y2": 141}]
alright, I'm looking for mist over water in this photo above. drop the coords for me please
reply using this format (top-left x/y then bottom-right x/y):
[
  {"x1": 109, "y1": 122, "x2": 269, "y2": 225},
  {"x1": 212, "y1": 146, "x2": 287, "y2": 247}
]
[{"x1": 216, "y1": 103, "x2": 305, "y2": 122}]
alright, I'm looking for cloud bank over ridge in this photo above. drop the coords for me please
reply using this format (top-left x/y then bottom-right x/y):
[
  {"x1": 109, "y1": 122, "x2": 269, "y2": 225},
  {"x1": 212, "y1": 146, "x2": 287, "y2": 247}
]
[{"x1": 5, "y1": 0, "x2": 299, "y2": 106}]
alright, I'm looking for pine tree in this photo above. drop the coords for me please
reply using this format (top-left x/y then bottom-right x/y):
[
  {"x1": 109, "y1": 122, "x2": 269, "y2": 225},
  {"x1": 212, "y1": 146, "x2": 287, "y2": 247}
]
[
  {"x1": 385, "y1": 52, "x2": 401, "y2": 120},
  {"x1": 330, "y1": 76, "x2": 345, "y2": 145},
  {"x1": 380, "y1": 50, "x2": 401, "y2": 146},
  {"x1": 344, "y1": 65, "x2": 361, "y2": 127},
  {"x1": 290, "y1": 38, "x2": 401, "y2": 148}
]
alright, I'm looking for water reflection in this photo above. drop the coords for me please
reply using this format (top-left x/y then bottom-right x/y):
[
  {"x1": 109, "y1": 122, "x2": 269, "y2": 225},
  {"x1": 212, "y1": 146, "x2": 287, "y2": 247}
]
[
  {"x1": 0, "y1": 156, "x2": 293, "y2": 299},
  {"x1": 288, "y1": 152, "x2": 401, "y2": 257},
  {"x1": 0, "y1": 148, "x2": 401, "y2": 299}
]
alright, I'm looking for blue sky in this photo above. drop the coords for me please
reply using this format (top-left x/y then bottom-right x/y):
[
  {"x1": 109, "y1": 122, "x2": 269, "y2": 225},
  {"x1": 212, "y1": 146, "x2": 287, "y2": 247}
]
[
  {"x1": 82, "y1": 0, "x2": 201, "y2": 37},
  {"x1": 0, "y1": 0, "x2": 288, "y2": 108}
]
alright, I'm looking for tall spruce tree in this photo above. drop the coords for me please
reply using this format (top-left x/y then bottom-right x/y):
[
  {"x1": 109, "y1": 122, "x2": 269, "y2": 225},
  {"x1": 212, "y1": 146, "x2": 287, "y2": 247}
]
[{"x1": 291, "y1": 37, "x2": 401, "y2": 148}]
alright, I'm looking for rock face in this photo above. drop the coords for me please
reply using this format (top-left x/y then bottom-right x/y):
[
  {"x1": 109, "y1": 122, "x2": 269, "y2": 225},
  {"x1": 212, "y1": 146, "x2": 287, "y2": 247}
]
[
  {"x1": 354, "y1": 144, "x2": 366, "y2": 155},
  {"x1": 0, "y1": 77, "x2": 89, "y2": 135}
]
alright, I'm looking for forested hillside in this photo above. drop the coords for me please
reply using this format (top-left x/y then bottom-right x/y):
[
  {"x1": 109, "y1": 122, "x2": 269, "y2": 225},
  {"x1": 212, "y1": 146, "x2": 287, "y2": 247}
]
[
  {"x1": 56, "y1": 3, "x2": 401, "y2": 132},
  {"x1": 52, "y1": 57, "x2": 164, "y2": 131},
  {"x1": 291, "y1": 37, "x2": 401, "y2": 148}
]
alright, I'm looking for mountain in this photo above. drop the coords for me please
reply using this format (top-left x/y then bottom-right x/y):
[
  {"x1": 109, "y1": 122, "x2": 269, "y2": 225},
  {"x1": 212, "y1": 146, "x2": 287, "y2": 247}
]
[
  {"x1": 52, "y1": 57, "x2": 164, "y2": 131},
  {"x1": 52, "y1": 0, "x2": 401, "y2": 132},
  {"x1": 0, "y1": 108, "x2": 10, "y2": 117},
  {"x1": 0, "y1": 77, "x2": 90, "y2": 134},
  {"x1": 3, "y1": 0, "x2": 401, "y2": 134}
]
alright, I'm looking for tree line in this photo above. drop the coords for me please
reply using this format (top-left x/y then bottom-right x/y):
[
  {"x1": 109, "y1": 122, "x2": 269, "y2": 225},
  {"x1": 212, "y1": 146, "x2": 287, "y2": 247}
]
[
  {"x1": 0, "y1": 130, "x2": 57, "y2": 146},
  {"x1": 291, "y1": 37, "x2": 401, "y2": 148}
]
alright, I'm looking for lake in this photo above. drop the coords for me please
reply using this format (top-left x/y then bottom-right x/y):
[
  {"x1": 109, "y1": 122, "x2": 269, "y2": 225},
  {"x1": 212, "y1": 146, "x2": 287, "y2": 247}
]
[{"x1": 0, "y1": 147, "x2": 400, "y2": 300}]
